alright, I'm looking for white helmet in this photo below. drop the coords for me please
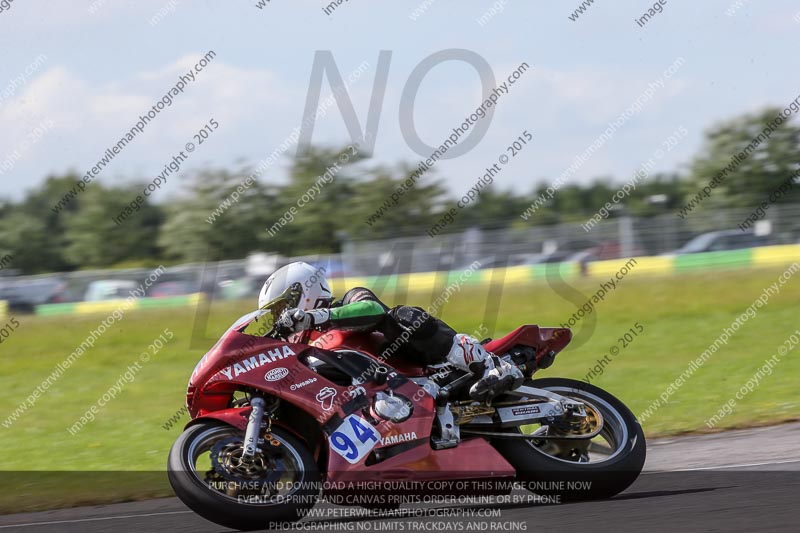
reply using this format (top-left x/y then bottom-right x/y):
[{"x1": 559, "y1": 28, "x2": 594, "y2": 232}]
[{"x1": 258, "y1": 261, "x2": 333, "y2": 312}]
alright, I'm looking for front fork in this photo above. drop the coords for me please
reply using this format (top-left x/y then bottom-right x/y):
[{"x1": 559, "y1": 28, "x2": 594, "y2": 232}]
[{"x1": 242, "y1": 396, "x2": 266, "y2": 461}]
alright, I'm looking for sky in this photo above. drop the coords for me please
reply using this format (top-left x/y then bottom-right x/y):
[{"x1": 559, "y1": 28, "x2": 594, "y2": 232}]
[{"x1": 1, "y1": 0, "x2": 800, "y2": 202}]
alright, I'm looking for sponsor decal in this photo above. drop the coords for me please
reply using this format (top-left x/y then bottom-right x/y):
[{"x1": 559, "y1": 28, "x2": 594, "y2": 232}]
[
  {"x1": 347, "y1": 385, "x2": 366, "y2": 398},
  {"x1": 328, "y1": 414, "x2": 380, "y2": 464},
  {"x1": 290, "y1": 377, "x2": 318, "y2": 390},
  {"x1": 316, "y1": 387, "x2": 337, "y2": 411},
  {"x1": 511, "y1": 405, "x2": 541, "y2": 417},
  {"x1": 380, "y1": 432, "x2": 418, "y2": 446},
  {"x1": 265, "y1": 367, "x2": 289, "y2": 382},
  {"x1": 219, "y1": 345, "x2": 296, "y2": 380}
]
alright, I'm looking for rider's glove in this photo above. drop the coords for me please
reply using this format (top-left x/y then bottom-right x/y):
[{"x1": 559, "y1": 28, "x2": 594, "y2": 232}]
[{"x1": 277, "y1": 308, "x2": 330, "y2": 333}]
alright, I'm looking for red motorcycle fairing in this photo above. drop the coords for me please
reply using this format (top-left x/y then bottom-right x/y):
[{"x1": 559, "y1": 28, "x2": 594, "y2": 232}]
[
  {"x1": 311, "y1": 325, "x2": 572, "y2": 369},
  {"x1": 187, "y1": 329, "x2": 316, "y2": 417},
  {"x1": 484, "y1": 325, "x2": 572, "y2": 363},
  {"x1": 188, "y1": 405, "x2": 252, "y2": 432},
  {"x1": 186, "y1": 318, "x2": 516, "y2": 483},
  {"x1": 187, "y1": 325, "x2": 572, "y2": 434},
  {"x1": 308, "y1": 329, "x2": 427, "y2": 377}
]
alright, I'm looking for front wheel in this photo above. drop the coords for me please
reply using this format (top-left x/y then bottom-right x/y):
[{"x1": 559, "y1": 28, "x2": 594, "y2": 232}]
[
  {"x1": 167, "y1": 421, "x2": 320, "y2": 531},
  {"x1": 492, "y1": 377, "x2": 646, "y2": 501}
]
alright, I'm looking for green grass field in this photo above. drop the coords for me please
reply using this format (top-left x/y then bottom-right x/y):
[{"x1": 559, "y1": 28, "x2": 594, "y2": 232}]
[{"x1": 1, "y1": 265, "x2": 798, "y2": 511}]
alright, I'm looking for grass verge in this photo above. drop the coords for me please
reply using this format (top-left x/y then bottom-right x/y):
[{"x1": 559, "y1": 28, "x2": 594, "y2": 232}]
[{"x1": 1, "y1": 265, "x2": 798, "y2": 511}]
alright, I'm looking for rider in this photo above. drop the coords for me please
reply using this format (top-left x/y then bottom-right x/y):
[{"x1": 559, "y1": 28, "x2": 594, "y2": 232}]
[{"x1": 259, "y1": 261, "x2": 523, "y2": 401}]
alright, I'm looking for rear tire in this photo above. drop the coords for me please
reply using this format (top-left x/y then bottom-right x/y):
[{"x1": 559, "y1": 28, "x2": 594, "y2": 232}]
[
  {"x1": 492, "y1": 377, "x2": 646, "y2": 501},
  {"x1": 168, "y1": 421, "x2": 320, "y2": 531}
]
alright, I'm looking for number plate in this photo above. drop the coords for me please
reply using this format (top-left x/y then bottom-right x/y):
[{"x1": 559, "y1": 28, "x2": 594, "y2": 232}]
[{"x1": 328, "y1": 414, "x2": 380, "y2": 464}]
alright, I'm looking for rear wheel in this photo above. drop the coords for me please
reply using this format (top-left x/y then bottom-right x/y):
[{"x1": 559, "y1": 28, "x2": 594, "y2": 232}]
[
  {"x1": 492, "y1": 377, "x2": 646, "y2": 501},
  {"x1": 168, "y1": 421, "x2": 320, "y2": 530}
]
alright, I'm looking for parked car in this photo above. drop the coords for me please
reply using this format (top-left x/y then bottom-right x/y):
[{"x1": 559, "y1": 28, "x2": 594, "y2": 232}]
[
  {"x1": 83, "y1": 280, "x2": 138, "y2": 302},
  {"x1": 568, "y1": 241, "x2": 645, "y2": 263},
  {"x1": 670, "y1": 230, "x2": 771, "y2": 255},
  {"x1": 307, "y1": 257, "x2": 364, "y2": 278},
  {"x1": 149, "y1": 281, "x2": 201, "y2": 298},
  {"x1": 0, "y1": 278, "x2": 78, "y2": 313}
]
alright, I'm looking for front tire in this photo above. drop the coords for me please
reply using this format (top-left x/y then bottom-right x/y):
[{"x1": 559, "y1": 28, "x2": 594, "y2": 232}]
[
  {"x1": 168, "y1": 421, "x2": 320, "y2": 531},
  {"x1": 493, "y1": 377, "x2": 646, "y2": 501}
]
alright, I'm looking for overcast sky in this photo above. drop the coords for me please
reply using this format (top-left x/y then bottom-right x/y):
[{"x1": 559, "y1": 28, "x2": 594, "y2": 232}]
[{"x1": 1, "y1": 0, "x2": 799, "y2": 202}]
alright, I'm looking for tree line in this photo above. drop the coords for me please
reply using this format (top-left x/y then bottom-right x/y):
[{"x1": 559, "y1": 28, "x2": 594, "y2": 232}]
[{"x1": 1, "y1": 106, "x2": 798, "y2": 274}]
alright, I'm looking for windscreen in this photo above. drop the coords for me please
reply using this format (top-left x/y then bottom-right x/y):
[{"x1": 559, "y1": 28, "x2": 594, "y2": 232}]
[{"x1": 239, "y1": 282, "x2": 302, "y2": 337}]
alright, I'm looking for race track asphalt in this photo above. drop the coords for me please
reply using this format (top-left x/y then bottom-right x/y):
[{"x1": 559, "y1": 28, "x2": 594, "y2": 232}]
[{"x1": 2, "y1": 423, "x2": 799, "y2": 533}]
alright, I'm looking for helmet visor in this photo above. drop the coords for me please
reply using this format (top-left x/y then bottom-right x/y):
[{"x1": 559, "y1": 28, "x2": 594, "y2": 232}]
[{"x1": 246, "y1": 282, "x2": 302, "y2": 335}]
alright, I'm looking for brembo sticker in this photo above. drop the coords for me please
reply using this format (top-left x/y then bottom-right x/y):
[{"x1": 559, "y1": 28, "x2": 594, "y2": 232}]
[
  {"x1": 219, "y1": 346, "x2": 296, "y2": 380},
  {"x1": 290, "y1": 377, "x2": 317, "y2": 390}
]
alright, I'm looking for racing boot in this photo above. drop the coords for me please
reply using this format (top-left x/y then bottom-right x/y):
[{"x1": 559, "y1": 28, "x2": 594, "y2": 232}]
[{"x1": 445, "y1": 334, "x2": 524, "y2": 401}]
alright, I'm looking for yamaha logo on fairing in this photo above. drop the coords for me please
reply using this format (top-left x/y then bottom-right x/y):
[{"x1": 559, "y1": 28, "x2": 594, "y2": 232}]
[
  {"x1": 219, "y1": 346, "x2": 297, "y2": 380},
  {"x1": 265, "y1": 367, "x2": 289, "y2": 382},
  {"x1": 380, "y1": 432, "x2": 417, "y2": 446}
]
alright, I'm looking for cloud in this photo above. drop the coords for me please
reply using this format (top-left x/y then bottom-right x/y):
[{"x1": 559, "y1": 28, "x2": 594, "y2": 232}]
[
  {"x1": 534, "y1": 65, "x2": 690, "y2": 123},
  {"x1": 0, "y1": 55, "x2": 291, "y2": 197}
]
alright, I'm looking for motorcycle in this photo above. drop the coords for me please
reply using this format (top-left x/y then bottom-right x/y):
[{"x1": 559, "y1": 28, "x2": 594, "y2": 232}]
[{"x1": 168, "y1": 284, "x2": 646, "y2": 530}]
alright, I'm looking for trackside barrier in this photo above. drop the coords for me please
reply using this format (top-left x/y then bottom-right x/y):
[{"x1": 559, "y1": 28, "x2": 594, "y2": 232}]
[
  {"x1": 35, "y1": 293, "x2": 205, "y2": 316},
  {"x1": 29, "y1": 245, "x2": 800, "y2": 316}
]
